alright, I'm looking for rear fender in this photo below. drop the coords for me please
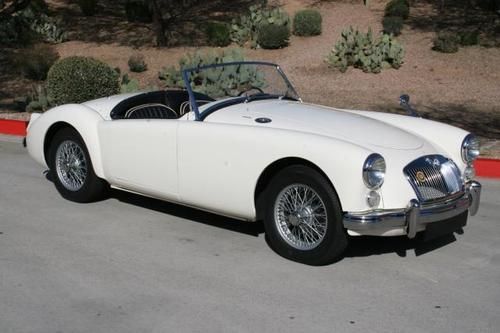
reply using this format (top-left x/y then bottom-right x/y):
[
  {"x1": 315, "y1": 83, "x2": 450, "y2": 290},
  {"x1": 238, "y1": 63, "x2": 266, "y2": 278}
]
[{"x1": 26, "y1": 104, "x2": 106, "y2": 178}]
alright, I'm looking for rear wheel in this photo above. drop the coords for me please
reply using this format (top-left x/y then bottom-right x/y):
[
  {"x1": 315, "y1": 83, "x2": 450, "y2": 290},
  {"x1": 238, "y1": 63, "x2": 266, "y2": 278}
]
[
  {"x1": 48, "y1": 128, "x2": 107, "y2": 203},
  {"x1": 262, "y1": 165, "x2": 348, "y2": 265}
]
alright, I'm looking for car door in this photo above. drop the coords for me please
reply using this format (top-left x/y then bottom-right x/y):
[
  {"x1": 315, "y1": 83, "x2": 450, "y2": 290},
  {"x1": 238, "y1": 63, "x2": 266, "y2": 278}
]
[{"x1": 98, "y1": 119, "x2": 179, "y2": 201}]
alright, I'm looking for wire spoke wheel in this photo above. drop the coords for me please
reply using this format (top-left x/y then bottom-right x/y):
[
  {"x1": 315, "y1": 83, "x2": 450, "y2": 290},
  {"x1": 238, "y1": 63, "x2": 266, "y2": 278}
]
[
  {"x1": 55, "y1": 140, "x2": 88, "y2": 191},
  {"x1": 274, "y1": 184, "x2": 328, "y2": 250}
]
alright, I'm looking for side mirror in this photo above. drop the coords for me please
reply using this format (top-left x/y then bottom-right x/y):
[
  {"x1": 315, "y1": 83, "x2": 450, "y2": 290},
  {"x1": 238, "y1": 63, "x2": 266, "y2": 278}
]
[
  {"x1": 399, "y1": 93, "x2": 418, "y2": 117},
  {"x1": 399, "y1": 94, "x2": 410, "y2": 106}
]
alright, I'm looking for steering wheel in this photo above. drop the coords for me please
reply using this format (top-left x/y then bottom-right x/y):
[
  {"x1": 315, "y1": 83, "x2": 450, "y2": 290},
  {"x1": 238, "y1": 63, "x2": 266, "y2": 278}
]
[{"x1": 238, "y1": 86, "x2": 264, "y2": 96}]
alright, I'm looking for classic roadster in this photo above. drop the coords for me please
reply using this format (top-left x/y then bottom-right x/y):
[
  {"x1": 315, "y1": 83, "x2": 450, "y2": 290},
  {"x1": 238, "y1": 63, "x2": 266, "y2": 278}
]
[{"x1": 26, "y1": 61, "x2": 481, "y2": 265}]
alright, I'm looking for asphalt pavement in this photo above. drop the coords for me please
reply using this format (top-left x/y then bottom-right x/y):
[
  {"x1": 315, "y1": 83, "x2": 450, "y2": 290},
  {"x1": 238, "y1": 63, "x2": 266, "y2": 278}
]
[{"x1": 1, "y1": 139, "x2": 499, "y2": 333}]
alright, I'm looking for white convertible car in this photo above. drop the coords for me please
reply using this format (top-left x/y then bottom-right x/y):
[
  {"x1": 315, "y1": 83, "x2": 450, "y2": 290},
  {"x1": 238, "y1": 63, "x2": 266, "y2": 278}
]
[{"x1": 26, "y1": 61, "x2": 481, "y2": 265}]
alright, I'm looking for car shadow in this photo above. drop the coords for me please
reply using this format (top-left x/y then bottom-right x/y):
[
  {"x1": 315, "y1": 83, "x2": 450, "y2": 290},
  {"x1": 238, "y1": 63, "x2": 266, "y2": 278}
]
[
  {"x1": 110, "y1": 187, "x2": 462, "y2": 258},
  {"x1": 44, "y1": 171, "x2": 461, "y2": 259},
  {"x1": 345, "y1": 231, "x2": 460, "y2": 259},
  {"x1": 109, "y1": 189, "x2": 266, "y2": 237}
]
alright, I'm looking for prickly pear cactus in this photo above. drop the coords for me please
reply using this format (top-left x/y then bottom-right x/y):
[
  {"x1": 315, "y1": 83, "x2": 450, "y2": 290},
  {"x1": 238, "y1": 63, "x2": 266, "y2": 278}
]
[
  {"x1": 26, "y1": 83, "x2": 53, "y2": 112},
  {"x1": 231, "y1": 5, "x2": 290, "y2": 48},
  {"x1": 159, "y1": 48, "x2": 266, "y2": 98},
  {"x1": 326, "y1": 26, "x2": 404, "y2": 73}
]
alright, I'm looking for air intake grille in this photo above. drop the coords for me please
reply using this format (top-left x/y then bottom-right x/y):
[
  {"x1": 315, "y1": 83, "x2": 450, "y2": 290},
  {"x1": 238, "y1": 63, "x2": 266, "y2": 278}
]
[{"x1": 404, "y1": 155, "x2": 464, "y2": 202}]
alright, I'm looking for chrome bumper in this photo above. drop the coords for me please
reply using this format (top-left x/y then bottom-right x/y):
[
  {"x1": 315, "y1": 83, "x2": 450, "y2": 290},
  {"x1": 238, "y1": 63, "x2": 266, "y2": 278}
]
[{"x1": 343, "y1": 181, "x2": 482, "y2": 238}]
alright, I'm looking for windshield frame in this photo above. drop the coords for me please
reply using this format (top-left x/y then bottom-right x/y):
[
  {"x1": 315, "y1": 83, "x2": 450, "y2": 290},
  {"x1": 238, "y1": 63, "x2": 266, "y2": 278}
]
[{"x1": 181, "y1": 61, "x2": 300, "y2": 121}]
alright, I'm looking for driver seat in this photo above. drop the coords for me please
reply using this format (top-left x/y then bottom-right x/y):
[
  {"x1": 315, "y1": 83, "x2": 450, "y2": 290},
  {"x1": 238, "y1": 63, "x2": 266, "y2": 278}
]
[{"x1": 124, "y1": 103, "x2": 178, "y2": 119}]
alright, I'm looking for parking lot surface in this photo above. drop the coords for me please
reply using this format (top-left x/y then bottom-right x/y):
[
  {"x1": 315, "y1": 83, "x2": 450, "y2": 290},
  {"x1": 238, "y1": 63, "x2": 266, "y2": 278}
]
[{"x1": 1, "y1": 140, "x2": 499, "y2": 333}]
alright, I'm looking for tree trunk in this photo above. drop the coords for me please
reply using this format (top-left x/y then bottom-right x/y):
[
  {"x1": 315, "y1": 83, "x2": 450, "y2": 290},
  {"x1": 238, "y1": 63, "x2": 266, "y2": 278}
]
[{"x1": 148, "y1": 0, "x2": 168, "y2": 47}]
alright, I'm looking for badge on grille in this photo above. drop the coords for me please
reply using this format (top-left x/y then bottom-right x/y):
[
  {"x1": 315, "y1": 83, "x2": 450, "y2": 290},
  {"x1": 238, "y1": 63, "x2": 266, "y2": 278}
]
[
  {"x1": 425, "y1": 157, "x2": 441, "y2": 169},
  {"x1": 416, "y1": 171, "x2": 426, "y2": 183}
]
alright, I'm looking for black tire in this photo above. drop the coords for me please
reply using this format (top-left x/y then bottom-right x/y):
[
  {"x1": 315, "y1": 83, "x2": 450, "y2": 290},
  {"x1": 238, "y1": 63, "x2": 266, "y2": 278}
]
[
  {"x1": 48, "y1": 127, "x2": 108, "y2": 203},
  {"x1": 261, "y1": 165, "x2": 348, "y2": 265}
]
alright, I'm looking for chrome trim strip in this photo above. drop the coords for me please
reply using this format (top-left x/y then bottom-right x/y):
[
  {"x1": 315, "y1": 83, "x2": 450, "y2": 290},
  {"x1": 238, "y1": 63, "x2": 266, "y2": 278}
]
[{"x1": 343, "y1": 181, "x2": 481, "y2": 238}]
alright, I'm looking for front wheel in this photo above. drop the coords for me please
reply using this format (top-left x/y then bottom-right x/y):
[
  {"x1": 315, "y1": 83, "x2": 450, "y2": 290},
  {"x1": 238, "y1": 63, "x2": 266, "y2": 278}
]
[
  {"x1": 262, "y1": 165, "x2": 348, "y2": 265},
  {"x1": 48, "y1": 128, "x2": 108, "y2": 203}
]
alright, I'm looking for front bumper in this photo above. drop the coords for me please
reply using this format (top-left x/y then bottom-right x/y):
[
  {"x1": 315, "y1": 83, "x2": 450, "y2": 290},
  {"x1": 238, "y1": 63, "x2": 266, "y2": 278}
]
[{"x1": 343, "y1": 181, "x2": 482, "y2": 238}]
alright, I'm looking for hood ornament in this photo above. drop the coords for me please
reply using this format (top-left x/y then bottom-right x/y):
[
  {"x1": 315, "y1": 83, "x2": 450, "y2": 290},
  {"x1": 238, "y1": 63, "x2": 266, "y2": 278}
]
[{"x1": 399, "y1": 94, "x2": 419, "y2": 117}]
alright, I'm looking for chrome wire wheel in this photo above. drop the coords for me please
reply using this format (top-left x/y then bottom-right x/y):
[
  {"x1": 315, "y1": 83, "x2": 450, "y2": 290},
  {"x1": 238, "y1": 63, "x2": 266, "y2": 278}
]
[
  {"x1": 55, "y1": 140, "x2": 88, "y2": 192},
  {"x1": 274, "y1": 184, "x2": 328, "y2": 250}
]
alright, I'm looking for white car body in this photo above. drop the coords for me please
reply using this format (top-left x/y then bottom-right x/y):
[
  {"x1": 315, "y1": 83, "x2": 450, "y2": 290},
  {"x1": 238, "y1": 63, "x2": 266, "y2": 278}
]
[
  {"x1": 26, "y1": 61, "x2": 482, "y2": 264},
  {"x1": 27, "y1": 91, "x2": 477, "y2": 234}
]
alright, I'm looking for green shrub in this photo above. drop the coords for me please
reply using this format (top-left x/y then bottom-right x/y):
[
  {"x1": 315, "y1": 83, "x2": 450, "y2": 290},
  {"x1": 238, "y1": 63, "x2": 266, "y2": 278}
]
[
  {"x1": 0, "y1": 1, "x2": 65, "y2": 45},
  {"x1": 382, "y1": 16, "x2": 404, "y2": 36},
  {"x1": 120, "y1": 74, "x2": 140, "y2": 93},
  {"x1": 128, "y1": 53, "x2": 148, "y2": 72},
  {"x1": 206, "y1": 21, "x2": 231, "y2": 47},
  {"x1": 231, "y1": 5, "x2": 290, "y2": 48},
  {"x1": 47, "y1": 56, "x2": 120, "y2": 105},
  {"x1": 15, "y1": 44, "x2": 59, "y2": 81},
  {"x1": 432, "y1": 32, "x2": 459, "y2": 53},
  {"x1": 326, "y1": 27, "x2": 404, "y2": 73},
  {"x1": 459, "y1": 31, "x2": 479, "y2": 46},
  {"x1": 257, "y1": 23, "x2": 290, "y2": 49},
  {"x1": 78, "y1": 0, "x2": 98, "y2": 16},
  {"x1": 293, "y1": 9, "x2": 322, "y2": 36},
  {"x1": 125, "y1": 0, "x2": 152, "y2": 23},
  {"x1": 26, "y1": 83, "x2": 53, "y2": 112},
  {"x1": 30, "y1": 16, "x2": 66, "y2": 43},
  {"x1": 159, "y1": 48, "x2": 265, "y2": 98},
  {"x1": 0, "y1": 16, "x2": 35, "y2": 46},
  {"x1": 384, "y1": 0, "x2": 409, "y2": 19}
]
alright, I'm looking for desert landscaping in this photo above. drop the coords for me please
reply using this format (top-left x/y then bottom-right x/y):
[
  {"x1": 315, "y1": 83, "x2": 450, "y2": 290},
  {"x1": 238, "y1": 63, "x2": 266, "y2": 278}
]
[{"x1": 1, "y1": 0, "x2": 500, "y2": 153}]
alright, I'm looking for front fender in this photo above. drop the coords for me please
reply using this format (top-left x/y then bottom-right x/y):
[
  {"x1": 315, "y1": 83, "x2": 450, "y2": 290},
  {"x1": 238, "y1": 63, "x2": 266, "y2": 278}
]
[
  {"x1": 26, "y1": 104, "x2": 106, "y2": 178},
  {"x1": 177, "y1": 121, "x2": 375, "y2": 220}
]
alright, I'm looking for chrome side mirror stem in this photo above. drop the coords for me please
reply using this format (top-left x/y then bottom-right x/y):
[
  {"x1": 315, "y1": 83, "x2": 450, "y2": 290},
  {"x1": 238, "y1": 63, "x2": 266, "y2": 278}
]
[{"x1": 400, "y1": 94, "x2": 419, "y2": 117}]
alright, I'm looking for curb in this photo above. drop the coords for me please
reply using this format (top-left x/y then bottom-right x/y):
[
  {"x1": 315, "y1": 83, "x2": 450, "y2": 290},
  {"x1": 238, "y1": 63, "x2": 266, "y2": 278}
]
[
  {"x1": 0, "y1": 118, "x2": 498, "y2": 178},
  {"x1": 474, "y1": 159, "x2": 500, "y2": 179},
  {"x1": 0, "y1": 119, "x2": 28, "y2": 136}
]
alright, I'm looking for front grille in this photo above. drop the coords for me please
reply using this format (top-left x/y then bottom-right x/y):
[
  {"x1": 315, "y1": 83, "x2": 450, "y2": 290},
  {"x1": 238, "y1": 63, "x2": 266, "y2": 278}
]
[{"x1": 404, "y1": 155, "x2": 464, "y2": 203}]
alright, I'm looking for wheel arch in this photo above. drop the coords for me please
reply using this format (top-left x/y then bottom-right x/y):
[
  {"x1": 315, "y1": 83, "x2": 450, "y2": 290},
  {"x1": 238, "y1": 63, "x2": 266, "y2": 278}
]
[
  {"x1": 34, "y1": 105, "x2": 106, "y2": 178},
  {"x1": 254, "y1": 157, "x2": 343, "y2": 220},
  {"x1": 43, "y1": 121, "x2": 77, "y2": 163}
]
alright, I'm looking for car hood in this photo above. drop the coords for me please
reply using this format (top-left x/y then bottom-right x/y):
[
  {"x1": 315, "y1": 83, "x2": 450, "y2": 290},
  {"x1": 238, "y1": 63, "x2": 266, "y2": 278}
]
[{"x1": 204, "y1": 99, "x2": 425, "y2": 151}]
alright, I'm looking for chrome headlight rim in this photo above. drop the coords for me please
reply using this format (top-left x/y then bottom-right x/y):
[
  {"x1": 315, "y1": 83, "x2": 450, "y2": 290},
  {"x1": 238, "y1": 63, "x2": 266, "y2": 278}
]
[
  {"x1": 363, "y1": 153, "x2": 386, "y2": 190},
  {"x1": 461, "y1": 134, "x2": 480, "y2": 164}
]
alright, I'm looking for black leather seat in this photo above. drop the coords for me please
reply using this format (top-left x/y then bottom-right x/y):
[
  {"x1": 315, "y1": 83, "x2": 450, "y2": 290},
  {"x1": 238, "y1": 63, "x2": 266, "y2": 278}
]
[
  {"x1": 110, "y1": 90, "x2": 214, "y2": 120},
  {"x1": 124, "y1": 103, "x2": 177, "y2": 119}
]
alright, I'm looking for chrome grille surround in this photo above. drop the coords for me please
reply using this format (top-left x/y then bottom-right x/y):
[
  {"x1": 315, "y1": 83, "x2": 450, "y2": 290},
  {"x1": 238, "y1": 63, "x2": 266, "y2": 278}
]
[{"x1": 403, "y1": 155, "x2": 464, "y2": 203}]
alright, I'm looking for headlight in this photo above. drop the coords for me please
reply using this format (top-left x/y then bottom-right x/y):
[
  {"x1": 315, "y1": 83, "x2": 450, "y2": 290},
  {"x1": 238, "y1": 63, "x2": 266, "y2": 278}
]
[
  {"x1": 461, "y1": 134, "x2": 480, "y2": 164},
  {"x1": 363, "y1": 154, "x2": 386, "y2": 189}
]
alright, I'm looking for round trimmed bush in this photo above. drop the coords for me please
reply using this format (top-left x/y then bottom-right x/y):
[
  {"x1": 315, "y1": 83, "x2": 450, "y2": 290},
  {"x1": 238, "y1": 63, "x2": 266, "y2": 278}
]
[
  {"x1": 432, "y1": 32, "x2": 460, "y2": 53},
  {"x1": 257, "y1": 23, "x2": 290, "y2": 49},
  {"x1": 47, "y1": 56, "x2": 120, "y2": 105},
  {"x1": 382, "y1": 16, "x2": 404, "y2": 36},
  {"x1": 293, "y1": 9, "x2": 322, "y2": 36},
  {"x1": 206, "y1": 21, "x2": 231, "y2": 47},
  {"x1": 385, "y1": 0, "x2": 410, "y2": 19},
  {"x1": 128, "y1": 53, "x2": 148, "y2": 72}
]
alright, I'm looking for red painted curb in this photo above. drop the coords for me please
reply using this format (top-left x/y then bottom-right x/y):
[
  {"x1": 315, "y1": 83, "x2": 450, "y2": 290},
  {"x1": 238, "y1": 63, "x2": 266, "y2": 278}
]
[
  {"x1": 0, "y1": 119, "x2": 28, "y2": 136},
  {"x1": 475, "y1": 159, "x2": 500, "y2": 178}
]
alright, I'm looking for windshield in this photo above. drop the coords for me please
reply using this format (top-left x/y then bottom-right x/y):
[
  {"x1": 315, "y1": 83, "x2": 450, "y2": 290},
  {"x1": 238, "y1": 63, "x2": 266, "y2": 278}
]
[{"x1": 181, "y1": 62, "x2": 300, "y2": 120}]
